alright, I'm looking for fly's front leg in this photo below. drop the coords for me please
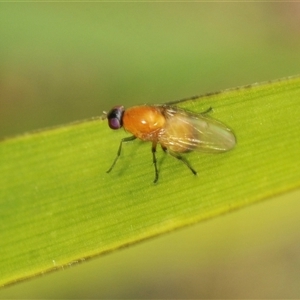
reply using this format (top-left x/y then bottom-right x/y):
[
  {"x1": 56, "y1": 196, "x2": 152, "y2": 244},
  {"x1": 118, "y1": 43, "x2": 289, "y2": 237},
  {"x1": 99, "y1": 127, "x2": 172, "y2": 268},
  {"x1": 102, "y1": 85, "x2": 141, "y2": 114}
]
[
  {"x1": 107, "y1": 135, "x2": 136, "y2": 173},
  {"x1": 152, "y1": 142, "x2": 159, "y2": 183}
]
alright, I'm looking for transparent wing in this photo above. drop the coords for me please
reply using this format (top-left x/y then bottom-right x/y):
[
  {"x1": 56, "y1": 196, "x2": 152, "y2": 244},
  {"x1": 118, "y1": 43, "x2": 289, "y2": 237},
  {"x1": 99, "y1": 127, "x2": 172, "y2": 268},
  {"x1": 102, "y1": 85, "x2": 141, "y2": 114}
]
[{"x1": 158, "y1": 105, "x2": 236, "y2": 153}]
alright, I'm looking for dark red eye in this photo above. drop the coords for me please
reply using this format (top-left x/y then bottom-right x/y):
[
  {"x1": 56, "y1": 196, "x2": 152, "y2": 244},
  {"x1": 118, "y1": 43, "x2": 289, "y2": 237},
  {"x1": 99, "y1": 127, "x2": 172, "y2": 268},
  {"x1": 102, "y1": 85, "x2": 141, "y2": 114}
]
[{"x1": 107, "y1": 106, "x2": 125, "y2": 130}]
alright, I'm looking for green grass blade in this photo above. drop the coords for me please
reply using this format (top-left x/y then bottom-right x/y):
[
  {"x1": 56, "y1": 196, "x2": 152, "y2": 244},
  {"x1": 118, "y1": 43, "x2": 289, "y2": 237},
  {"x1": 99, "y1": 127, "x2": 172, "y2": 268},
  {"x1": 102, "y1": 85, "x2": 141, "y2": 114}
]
[{"x1": 1, "y1": 76, "x2": 300, "y2": 287}]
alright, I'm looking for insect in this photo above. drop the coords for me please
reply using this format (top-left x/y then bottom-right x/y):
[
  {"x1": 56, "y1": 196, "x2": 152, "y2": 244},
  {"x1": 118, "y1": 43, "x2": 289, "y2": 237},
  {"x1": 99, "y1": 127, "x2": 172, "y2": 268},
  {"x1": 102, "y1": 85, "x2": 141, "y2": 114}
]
[{"x1": 105, "y1": 104, "x2": 236, "y2": 183}]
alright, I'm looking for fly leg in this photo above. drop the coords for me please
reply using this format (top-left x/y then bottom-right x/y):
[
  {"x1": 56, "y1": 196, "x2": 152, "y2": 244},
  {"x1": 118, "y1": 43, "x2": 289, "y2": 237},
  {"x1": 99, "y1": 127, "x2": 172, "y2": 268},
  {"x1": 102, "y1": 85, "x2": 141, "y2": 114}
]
[
  {"x1": 107, "y1": 136, "x2": 136, "y2": 173},
  {"x1": 161, "y1": 145, "x2": 197, "y2": 176},
  {"x1": 152, "y1": 142, "x2": 159, "y2": 183},
  {"x1": 201, "y1": 106, "x2": 213, "y2": 115}
]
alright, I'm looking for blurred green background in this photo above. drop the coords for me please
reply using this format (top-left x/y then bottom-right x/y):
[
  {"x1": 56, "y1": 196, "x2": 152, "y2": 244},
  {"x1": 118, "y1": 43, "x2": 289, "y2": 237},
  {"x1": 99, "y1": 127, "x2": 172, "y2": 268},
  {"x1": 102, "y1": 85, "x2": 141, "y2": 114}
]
[{"x1": 1, "y1": 2, "x2": 300, "y2": 298}]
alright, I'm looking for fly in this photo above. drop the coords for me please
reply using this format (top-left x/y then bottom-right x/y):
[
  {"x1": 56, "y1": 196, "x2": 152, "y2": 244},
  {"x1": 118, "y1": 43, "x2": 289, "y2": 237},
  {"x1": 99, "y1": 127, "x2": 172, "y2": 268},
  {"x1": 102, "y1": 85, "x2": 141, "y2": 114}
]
[{"x1": 105, "y1": 104, "x2": 236, "y2": 183}]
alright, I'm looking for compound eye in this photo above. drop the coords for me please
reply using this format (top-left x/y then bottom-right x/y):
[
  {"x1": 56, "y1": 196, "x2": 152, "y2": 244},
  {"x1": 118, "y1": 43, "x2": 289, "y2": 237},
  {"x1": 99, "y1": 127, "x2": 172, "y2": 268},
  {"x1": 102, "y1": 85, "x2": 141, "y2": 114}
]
[{"x1": 107, "y1": 106, "x2": 125, "y2": 130}]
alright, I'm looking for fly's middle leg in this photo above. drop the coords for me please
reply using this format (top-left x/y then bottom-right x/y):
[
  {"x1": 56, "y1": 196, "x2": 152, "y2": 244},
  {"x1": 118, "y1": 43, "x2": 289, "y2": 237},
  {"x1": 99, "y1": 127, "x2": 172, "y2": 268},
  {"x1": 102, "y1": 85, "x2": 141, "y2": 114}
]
[{"x1": 152, "y1": 142, "x2": 159, "y2": 183}]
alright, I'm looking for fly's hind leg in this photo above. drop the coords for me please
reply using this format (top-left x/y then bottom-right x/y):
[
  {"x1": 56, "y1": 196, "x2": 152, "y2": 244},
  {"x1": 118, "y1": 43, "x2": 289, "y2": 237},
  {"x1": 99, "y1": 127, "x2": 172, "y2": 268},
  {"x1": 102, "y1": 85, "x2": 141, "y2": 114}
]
[
  {"x1": 161, "y1": 145, "x2": 197, "y2": 176},
  {"x1": 201, "y1": 106, "x2": 213, "y2": 115},
  {"x1": 107, "y1": 135, "x2": 136, "y2": 173},
  {"x1": 152, "y1": 142, "x2": 159, "y2": 183}
]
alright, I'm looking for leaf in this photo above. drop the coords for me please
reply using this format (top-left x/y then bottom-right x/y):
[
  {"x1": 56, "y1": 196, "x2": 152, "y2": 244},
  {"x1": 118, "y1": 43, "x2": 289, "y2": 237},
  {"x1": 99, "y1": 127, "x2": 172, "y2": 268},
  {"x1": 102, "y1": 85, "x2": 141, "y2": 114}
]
[{"x1": 1, "y1": 76, "x2": 300, "y2": 287}]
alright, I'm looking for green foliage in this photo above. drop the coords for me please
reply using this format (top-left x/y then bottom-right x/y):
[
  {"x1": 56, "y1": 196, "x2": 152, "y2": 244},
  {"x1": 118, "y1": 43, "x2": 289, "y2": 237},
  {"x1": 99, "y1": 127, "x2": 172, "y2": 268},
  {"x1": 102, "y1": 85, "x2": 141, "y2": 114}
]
[{"x1": 1, "y1": 76, "x2": 300, "y2": 286}]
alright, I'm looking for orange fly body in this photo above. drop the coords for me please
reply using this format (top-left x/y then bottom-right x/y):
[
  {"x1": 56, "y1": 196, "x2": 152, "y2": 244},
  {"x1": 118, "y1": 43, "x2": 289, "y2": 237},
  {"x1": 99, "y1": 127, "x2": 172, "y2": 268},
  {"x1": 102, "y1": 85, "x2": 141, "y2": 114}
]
[{"x1": 106, "y1": 104, "x2": 236, "y2": 183}]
